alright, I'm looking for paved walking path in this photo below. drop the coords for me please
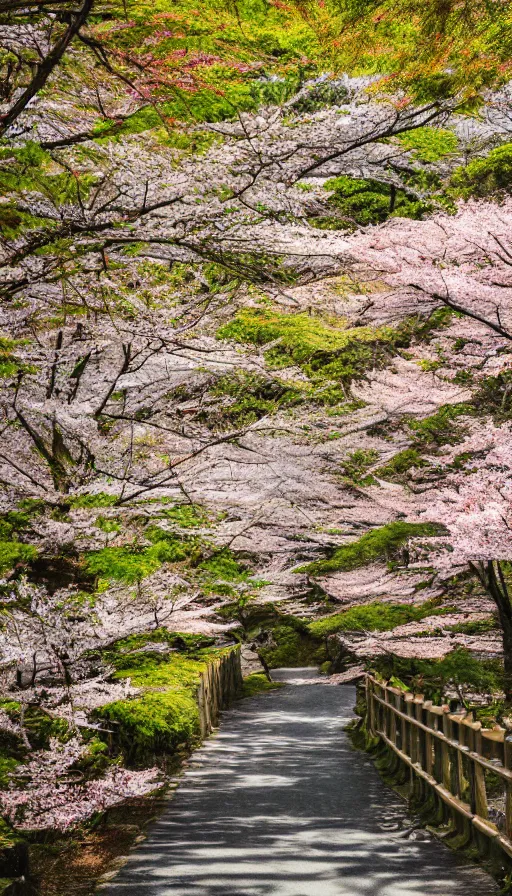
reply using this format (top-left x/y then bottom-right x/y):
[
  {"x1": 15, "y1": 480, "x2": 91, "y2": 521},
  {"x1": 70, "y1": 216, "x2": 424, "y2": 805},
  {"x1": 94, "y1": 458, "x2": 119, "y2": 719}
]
[{"x1": 101, "y1": 669, "x2": 497, "y2": 895}]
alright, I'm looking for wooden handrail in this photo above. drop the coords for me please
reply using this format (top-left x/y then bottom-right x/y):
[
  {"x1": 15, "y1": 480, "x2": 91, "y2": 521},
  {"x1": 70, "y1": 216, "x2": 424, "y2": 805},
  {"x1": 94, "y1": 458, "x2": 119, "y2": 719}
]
[{"x1": 364, "y1": 674, "x2": 512, "y2": 843}]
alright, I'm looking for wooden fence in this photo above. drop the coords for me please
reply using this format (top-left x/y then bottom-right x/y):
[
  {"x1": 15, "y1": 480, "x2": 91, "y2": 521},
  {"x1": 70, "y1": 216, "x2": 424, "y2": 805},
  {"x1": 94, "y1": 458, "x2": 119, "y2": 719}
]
[
  {"x1": 365, "y1": 674, "x2": 512, "y2": 862},
  {"x1": 197, "y1": 646, "x2": 243, "y2": 738}
]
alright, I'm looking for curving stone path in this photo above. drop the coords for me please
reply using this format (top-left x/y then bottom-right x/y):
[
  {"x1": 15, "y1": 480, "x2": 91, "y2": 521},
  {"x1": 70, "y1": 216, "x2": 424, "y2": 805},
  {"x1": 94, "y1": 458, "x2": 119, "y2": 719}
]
[{"x1": 101, "y1": 669, "x2": 498, "y2": 896}]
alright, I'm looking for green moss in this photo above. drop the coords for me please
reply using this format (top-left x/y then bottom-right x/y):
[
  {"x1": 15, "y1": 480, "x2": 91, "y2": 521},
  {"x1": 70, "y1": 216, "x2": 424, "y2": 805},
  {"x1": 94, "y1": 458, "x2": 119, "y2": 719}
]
[
  {"x1": 396, "y1": 127, "x2": 459, "y2": 162},
  {"x1": 473, "y1": 371, "x2": 512, "y2": 422},
  {"x1": 96, "y1": 516, "x2": 122, "y2": 535},
  {"x1": 109, "y1": 630, "x2": 215, "y2": 658},
  {"x1": 85, "y1": 545, "x2": 162, "y2": 585},
  {"x1": 218, "y1": 308, "x2": 395, "y2": 386},
  {"x1": 225, "y1": 601, "x2": 326, "y2": 669},
  {"x1": 450, "y1": 143, "x2": 512, "y2": 199},
  {"x1": 197, "y1": 548, "x2": 266, "y2": 596},
  {"x1": 0, "y1": 755, "x2": 19, "y2": 789},
  {"x1": 0, "y1": 541, "x2": 38, "y2": 576},
  {"x1": 0, "y1": 502, "x2": 44, "y2": 541},
  {"x1": 297, "y1": 521, "x2": 442, "y2": 576},
  {"x1": 446, "y1": 618, "x2": 496, "y2": 636},
  {"x1": 155, "y1": 503, "x2": 208, "y2": 528},
  {"x1": 0, "y1": 818, "x2": 21, "y2": 850},
  {"x1": 0, "y1": 336, "x2": 30, "y2": 379},
  {"x1": 340, "y1": 449, "x2": 379, "y2": 484},
  {"x1": 308, "y1": 601, "x2": 447, "y2": 638},
  {"x1": 100, "y1": 692, "x2": 200, "y2": 763},
  {"x1": 99, "y1": 648, "x2": 229, "y2": 763},
  {"x1": 69, "y1": 493, "x2": 118, "y2": 509},
  {"x1": 408, "y1": 403, "x2": 470, "y2": 447},
  {"x1": 240, "y1": 673, "x2": 284, "y2": 697},
  {"x1": 0, "y1": 706, "x2": 70, "y2": 750},
  {"x1": 84, "y1": 533, "x2": 197, "y2": 587},
  {"x1": 203, "y1": 371, "x2": 304, "y2": 429},
  {"x1": 374, "y1": 448, "x2": 427, "y2": 482}
]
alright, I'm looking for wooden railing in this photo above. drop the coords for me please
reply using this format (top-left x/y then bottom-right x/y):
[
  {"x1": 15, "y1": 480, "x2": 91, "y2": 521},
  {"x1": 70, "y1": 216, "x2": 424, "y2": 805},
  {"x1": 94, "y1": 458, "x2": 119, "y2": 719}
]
[{"x1": 365, "y1": 675, "x2": 512, "y2": 859}]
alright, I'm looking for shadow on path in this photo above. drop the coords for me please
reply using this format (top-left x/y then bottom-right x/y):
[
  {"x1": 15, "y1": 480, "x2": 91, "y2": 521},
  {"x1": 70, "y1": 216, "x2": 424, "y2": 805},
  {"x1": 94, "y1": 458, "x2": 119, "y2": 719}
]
[{"x1": 101, "y1": 668, "x2": 498, "y2": 896}]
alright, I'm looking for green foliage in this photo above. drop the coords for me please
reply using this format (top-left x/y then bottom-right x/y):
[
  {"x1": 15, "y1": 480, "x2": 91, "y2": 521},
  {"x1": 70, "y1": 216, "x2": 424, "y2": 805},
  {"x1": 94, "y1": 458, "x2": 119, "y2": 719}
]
[
  {"x1": 408, "y1": 403, "x2": 470, "y2": 447},
  {"x1": 339, "y1": 449, "x2": 379, "y2": 483},
  {"x1": 0, "y1": 541, "x2": 38, "y2": 576},
  {"x1": 472, "y1": 371, "x2": 512, "y2": 422},
  {"x1": 374, "y1": 448, "x2": 427, "y2": 482},
  {"x1": 396, "y1": 127, "x2": 459, "y2": 162},
  {"x1": 68, "y1": 493, "x2": 118, "y2": 509},
  {"x1": 309, "y1": 601, "x2": 446, "y2": 638},
  {"x1": 0, "y1": 142, "x2": 97, "y2": 209},
  {"x1": 371, "y1": 648, "x2": 502, "y2": 704},
  {"x1": 450, "y1": 143, "x2": 512, "y2": 199},
  {"x1": 320, "y1": 174, "x2": 431, "y2": 230},
  {"x1": 298, "y1": 521, "x2": 441, "y2": 576},
  {"x1": 205, "y1": 371, "x2": 304, "y2": 429},
  {"x1": 241, "y1": 673, "x2": 284, "y2": 697},
  {"x1": 218, "y1": 307, "x2": 394, "y2": 386},
  {"x1": 93, "y1": 0, "x2": 312, "y2": 129}
]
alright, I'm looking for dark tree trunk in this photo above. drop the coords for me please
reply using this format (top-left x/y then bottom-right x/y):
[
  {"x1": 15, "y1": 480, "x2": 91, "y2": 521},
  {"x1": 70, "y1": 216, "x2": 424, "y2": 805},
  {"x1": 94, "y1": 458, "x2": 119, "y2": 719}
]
[{"x1": 470, "y1": 560, "x2": 512, "y2": 701}]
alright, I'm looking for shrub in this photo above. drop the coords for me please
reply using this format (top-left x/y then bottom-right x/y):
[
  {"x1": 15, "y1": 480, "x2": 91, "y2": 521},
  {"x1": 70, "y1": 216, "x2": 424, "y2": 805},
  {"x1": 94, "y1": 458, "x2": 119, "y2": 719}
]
[{"x1": 450, "y1": 143, "x2": 512, "y2": 199}]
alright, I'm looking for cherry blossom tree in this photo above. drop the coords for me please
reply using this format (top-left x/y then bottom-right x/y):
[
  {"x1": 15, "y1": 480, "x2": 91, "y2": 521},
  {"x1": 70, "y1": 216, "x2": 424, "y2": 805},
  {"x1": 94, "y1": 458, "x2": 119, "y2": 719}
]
[
  {"x1": 0, "y1": 735, "x2": 161, "y2": 831},
  {"x1": 346, "y1": 198, "x2": 512, "y2": 342},
  {"x1": 416, "y1": 424, "x2": 512, "y2": 695}
]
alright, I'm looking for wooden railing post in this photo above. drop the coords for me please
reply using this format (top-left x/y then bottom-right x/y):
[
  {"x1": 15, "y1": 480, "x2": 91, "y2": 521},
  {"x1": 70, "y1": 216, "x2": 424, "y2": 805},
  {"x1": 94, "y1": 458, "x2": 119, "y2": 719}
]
[
  {"x1": 423, "y1": 702, "x2": 434, "y2": 776},
  {"x1": 505, "y1": 736, "x2": 512, "y2": 838},
  {"x1": 441, "y1": 707, "x2": 452, "y2": 791},
  {"x1": 467, "y1": 722, "x2": 488, "y2": 820},
  {"x1": 366, "y1": 677, "x2": 375, "y2": 736},
  {"x1": 414, "y1": 696, "x2": 424, "y2": 769},
  {"x1": 452, "y1": 714, "x2": 468, "y2": 801},
  {"x1": 405, "y1": 693, "x2": 414, "y2": 760},
  {"x1": 400, "y1": 693, "x2": 407, "y2": 752},
  {"x1": 384, "y1": 687, "x2": 394, "y2": 744}
]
